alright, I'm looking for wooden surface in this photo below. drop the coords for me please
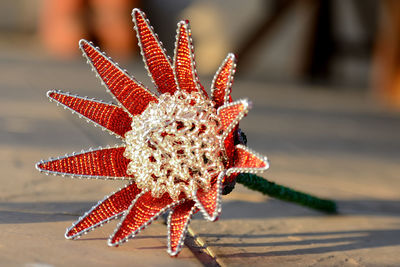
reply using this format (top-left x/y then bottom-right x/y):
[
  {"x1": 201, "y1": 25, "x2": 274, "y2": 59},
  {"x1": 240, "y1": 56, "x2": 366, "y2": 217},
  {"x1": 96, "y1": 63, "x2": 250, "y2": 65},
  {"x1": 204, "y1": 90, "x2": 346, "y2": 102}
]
[{"x1": 0, "y1": 48, "x2": 399, "y2": 266}]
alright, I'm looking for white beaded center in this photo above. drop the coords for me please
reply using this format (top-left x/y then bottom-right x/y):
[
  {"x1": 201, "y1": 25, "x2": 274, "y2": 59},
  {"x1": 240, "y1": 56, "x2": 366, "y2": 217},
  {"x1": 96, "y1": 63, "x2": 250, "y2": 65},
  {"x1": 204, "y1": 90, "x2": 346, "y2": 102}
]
[{"x1": 124, "y1": 91, "x2": 224, "y2": 200}]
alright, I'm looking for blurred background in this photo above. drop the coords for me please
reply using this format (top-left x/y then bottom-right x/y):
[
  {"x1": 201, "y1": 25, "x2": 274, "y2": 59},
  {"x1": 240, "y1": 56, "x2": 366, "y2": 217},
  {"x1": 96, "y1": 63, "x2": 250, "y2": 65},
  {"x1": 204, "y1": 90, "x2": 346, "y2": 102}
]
[{"x1": 1, "y1": 0, "x2": 399, "y2": 104}]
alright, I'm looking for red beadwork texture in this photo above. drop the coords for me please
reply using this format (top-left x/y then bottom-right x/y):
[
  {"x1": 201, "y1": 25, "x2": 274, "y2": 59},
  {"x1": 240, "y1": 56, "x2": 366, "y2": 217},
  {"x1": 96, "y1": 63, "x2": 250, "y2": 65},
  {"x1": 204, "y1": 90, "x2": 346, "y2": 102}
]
[
  {"x1": 110, "y1": 192, "x2": 174, "y2": 244},
  {"x1": 234, "y1": 147, "x2": 268, "y2": 169},
  {"x1": 175, "y1": 22, "x2": 208, "y2": 97},
  {"x1": 133, "y1": 10, "x2": 178, "y2": 95},
  {"x1": 196, "y1": 183, "x2": 219, "y2": 219},
  {"x1": 212, "y1": 54, "x2": 235, "y2": 108},
  {"x1": 219, "y1": 102, "x2": 247, "y2": 132},
  {"x1": 81, "y1": 40, "x2": 158, "y2": 116},
  {"x1": 224, "y1": 128, "x2": 237, "y2": 166},
  {"x1": 169, "y1": 200, "x2": 196, "y2": 253},
  {"x1": 175, "y1": 22, "x2": 198, "y2": 94},
  {"x1": 219, "y1": 103, "x2": 247, "y2": 164},
  {"x1": 49, "y1": 91, "x2": 132, "y2": 137},
  {"x1": 38, "y1": 147, "x2": 132, "y2": 178},
  {"x1": 66, "y1": 183, "x2": 141, "y2": 238}
]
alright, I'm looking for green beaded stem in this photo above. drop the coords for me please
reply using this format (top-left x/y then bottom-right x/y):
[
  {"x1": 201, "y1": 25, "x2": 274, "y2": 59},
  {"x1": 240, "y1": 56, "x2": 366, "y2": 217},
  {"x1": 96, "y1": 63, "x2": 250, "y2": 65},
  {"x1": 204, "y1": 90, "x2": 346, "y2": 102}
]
[{"x1": 236, "y1": 173, "x2": 337, "y2": 214}]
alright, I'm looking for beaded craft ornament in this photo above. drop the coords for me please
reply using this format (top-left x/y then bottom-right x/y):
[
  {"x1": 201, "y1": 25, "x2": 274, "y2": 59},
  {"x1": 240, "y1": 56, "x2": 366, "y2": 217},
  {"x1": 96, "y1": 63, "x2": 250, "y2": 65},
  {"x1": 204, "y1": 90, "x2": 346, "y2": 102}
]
[{"x1": 36, "y1": 9, "x2": 270, "y2": 256}]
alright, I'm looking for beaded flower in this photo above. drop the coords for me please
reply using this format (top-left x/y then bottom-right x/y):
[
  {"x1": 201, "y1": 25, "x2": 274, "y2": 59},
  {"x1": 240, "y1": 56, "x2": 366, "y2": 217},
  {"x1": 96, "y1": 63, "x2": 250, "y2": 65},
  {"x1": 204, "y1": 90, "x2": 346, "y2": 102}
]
[{"x1": 36, "y1": 9, "x2": 269, "y2": 256}]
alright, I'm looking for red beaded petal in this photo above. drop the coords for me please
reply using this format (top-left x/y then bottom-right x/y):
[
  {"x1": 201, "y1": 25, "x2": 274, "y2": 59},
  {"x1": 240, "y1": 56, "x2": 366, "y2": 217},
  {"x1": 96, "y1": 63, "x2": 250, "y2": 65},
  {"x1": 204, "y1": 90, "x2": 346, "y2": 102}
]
[
  {"x1": 194, "y1": 172, "x2": 224, "y2": 221},
  {"x1": 109, "y1": 192, "x2": 175, "y2": 245},
  {"x1": 66, "y1": 183, "x2": 141, "y2": 239},
  {"x1": 48, "y1": 91, "x2": 132, "y2": 138},
  {"x1": 211, "y1": 54, "x2": 236, "y2": 108},
  {"x1": 36, "y1": 146, "x2": 132, "y2": 179},
  {"x1": 132, "y1": 9, "x2": 178, "y2": 95},
  {"x1": 218, "y1": 100, "x2": 249, "y2": 134},
  {"x1": 80, "y1": 40, "x2": 157, "y2": 116},
  {"x1": 227, "y1": 144, "x2": 269, "y2": 176},
  {"x1": 168, "y1": 200, "x2": 196, "y2": 256},
  {"x1": 218, "y1": 100, "x2": 249, "y2": 163},
  {"x1": 174, "y1": 21, "x2": 207, "y2": 96},
  {"x1": 224, "y1": 128, "x2": 237, "y2": 167}
]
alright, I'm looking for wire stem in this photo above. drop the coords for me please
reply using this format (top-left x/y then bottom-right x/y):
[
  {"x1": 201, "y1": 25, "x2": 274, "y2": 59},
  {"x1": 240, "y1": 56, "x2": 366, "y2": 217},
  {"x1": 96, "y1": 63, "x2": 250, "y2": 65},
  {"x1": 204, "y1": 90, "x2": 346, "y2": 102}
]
[{"x1": 236, "y1": 173, "x2": 337, "y2": 214}]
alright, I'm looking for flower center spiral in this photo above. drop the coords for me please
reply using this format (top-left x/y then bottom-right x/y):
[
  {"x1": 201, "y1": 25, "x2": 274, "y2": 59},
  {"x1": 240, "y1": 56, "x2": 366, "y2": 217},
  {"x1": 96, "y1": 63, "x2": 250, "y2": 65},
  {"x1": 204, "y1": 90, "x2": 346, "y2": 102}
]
[{"x1": 124, "y1": 91, "x2": 224, "y2": 200}]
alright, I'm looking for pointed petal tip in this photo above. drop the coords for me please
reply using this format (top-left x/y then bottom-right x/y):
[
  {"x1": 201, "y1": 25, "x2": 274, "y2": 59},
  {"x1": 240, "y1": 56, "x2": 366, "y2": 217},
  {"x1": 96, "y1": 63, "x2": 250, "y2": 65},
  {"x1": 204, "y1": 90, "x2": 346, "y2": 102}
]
[
  {"x1": 79, "y1": 39, "x2": 99, "y2": 54},
  {"x1": 131, "y1": 8, "x2": 146, "y2": 23},
  {"x1": 236, "y1": 144, "x2": 270, "y2": 171},
  {"x1": 132, "y1": 8, "x2": 177, "y2": 94},
  {"x1": 246, "y1": 99, "x2": 253, "y2": 110},
  {"x1": 108, "y1": 227, "x2": 134, "y2": 247},
  {"x1": 211, "y1": 54, "x2": 238, "y2": 106},
  {"x1": 108, "y1": 223, "x2": 129, "y2": 246},
  {"x1": 65, "y1": 225, "x2": 86, "y2": 240},
  {"x1": 194, "y1": 202, "x2": 219, "y2": 221},
  {"x1": 226, "y1": 144, "x2": 270, "y2": 176},
  {"x1": 78, "y1": 39, "x2": 88, "y2": 48},
  {"x1": 167, "y1": 248, "x2": 181, "y2": 257},
  {"x1": 177, "y1": 20, "x2": 189, "y2": 28},
  {"x1": 46, "y1": 89, "x2": 65, "y2": 100},
  {"x1": 47, "y1": 89, "x2": 70, "y2": 101},
  {"x1": 258, "y1": 156, "x2": 270, "y2": 170},
  {"x1": 35, "y1": 159, "x2": 55, "y2": 173},
  {"x1": 239, "y1": 98, "x2": 251, "y2": 110},
  {"x1": 131, "y1": 8, "x2": 142, "y2": 16},
  {"x1": 227, "y1": 52, "x2": 237, "y2": 62},
  {"x1": 193, "y1": 172, "x2": 224, "y2": 222},
  {"x1": 78, "y1": 39, "x2": 96, "y2": 53},
  {"x1": 173, "y1": 18, "x2": 207, "y2": 96},
  {"x1": 167, "y1": 201, "x2": 196, "y2": 256},
  {"x1": 107, "y1": 237, "x2": 119, "y2": 247},
  {"x1": 64, "y1": 229, "x2": 76, "y2": 240},
  {"x1": 35, "y1": 158, "x2": 55, "y2": 175},
  {"x1": 35, "y1": 161, "x2": 44, "y2": 172},
  {"x1": 46, "y1": 90, "x2": 55, "y2": 98},
  {"x1": 217, "y1": 98, "x2": 251, "y2": 118}
]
